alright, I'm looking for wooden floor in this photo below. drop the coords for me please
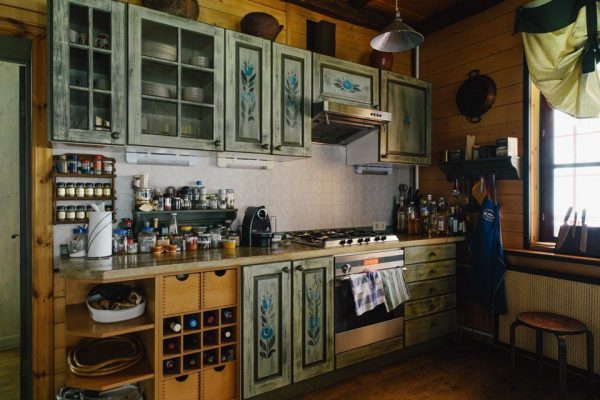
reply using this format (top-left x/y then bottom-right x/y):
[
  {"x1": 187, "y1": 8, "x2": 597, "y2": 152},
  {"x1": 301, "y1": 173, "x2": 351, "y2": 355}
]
[
  {"x1": 0, "y1": 348, "x2": 20, "y2": 400},
  {"x1": 294, "y1": 341, "x2": 596, "y2": 400}
]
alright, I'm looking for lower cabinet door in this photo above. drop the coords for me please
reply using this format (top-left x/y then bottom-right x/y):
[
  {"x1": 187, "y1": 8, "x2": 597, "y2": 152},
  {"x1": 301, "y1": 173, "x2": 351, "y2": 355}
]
[
  {"x1": 242, "y1": 262, "x2": 292, "y2": 398},
  {"x1": 292, "y1": 257, "x2": 334, "y2": 382}
]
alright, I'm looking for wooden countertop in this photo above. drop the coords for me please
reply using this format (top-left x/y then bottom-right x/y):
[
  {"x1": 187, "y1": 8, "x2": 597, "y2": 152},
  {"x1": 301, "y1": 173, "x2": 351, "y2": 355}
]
[{"x1": 57, "y1": 235, "x2": 465, "y2": 281}]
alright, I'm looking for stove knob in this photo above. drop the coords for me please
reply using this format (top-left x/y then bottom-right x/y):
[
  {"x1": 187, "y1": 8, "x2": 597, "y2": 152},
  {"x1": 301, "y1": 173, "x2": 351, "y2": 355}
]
[
  {"x1": 339, "y1": 240, "x2": 346, "y2": 246},
  {"x1": 380, "y1": 236, "x2": 387, "y2": 241},
  {"x1": 364, "y1": 238, "x2": 371, "y2": 244},
  {"x1": 347, "y1": 239, "x2": 354, "y2": 245},
  {"x1": 357, "y1": 238, "x2": 364, "y2": 244},
  {"x1": 341, "y1": 264, "x2": 351, "y2": 274}
]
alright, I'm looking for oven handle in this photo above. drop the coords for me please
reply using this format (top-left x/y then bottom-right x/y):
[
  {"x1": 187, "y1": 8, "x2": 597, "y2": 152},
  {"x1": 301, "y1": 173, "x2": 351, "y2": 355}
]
[{"x1": 335, "y1": 266, "x2": 406, "y2": 281}]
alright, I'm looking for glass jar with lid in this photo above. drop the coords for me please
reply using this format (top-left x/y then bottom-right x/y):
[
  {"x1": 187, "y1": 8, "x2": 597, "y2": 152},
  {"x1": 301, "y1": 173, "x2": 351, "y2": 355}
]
[
  {"x1": 85, "y1": 183, "x2": 94, "y2": 197},
  {"x1": 94, "y1": 183, "x2": 103, "y2": 197},
  {"x1": 56, "y1": 182, "x2": 66, "y2": 198},
  {"x1": 226, "y1": 189, "x2": 235, "y2": 209},
  {"x1": 66, "y1": 206, "x2": 76, "y2": 221},
  {"x1": 103, "y1": 183, "x2": 112, "y2": 197},
  {"x1": 68, "y1": 227, "x2": 87, "y2": 258},
  {"x1": 180, "y1": 226, "x2": 197, "y2": 251},
  {"x1": 76, "y1": 206, "x2": 86, "y2": 220},
  {"x1": 102, "y1": 160, "x2": 113, "y2": 174},
  {"x1": 65, "y1": 182, "x2": 75, "y2": 197},
  {"x1": 85, "y1": 205, "x2": 93, "y2": 220},
  {"x1": 56, "y1": 206, "x2": 66, "y2": 222},
  {"x1": 75, "y1": 183, "x2": 85, "y2": 198},
  {"x1": 138, "y1": 227, "x2": 156, "y2": 253},
  {"x1": 112, "y1": 229, "x2": 127, "y2": 255}
]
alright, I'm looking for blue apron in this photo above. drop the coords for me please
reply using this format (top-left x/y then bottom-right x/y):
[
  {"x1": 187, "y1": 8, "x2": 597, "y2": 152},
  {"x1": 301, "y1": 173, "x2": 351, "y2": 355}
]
[{"x1": 468, "y1": 197, "x2": 507, "y2": 315}]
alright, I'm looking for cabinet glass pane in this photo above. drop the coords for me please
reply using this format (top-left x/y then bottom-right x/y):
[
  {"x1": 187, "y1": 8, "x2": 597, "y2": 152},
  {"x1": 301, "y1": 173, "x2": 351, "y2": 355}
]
[
  {"x1": 69, "y1": 4, "x2": 89, "y2": 45},
  {"x1": 181, "y1": 104, "x2": 212, "y2": 139},
  {"x1": 92, "y1": 10, "x2": 111, "y2": 50},
  {"x1": 93, "y1": 92, "x2": 111, "y2": 132},
  {"x1": 181, "y1": 68, "x2": 213, "y2": 105},
  {"x1": 70, "y1": 89, "x2": 88, "y2": 130},
  {"x1": 142, "y1": 99, "x2": 177, "y2": 136},
  {"x1": 142, "y1": 60, "x2": 177, "y2": 99},
  {"x1": 69, "y1": 47, "x2": 88, "y2": 88},
  {"x1": 141, "y1": 20, "x2": 178, "y2": 62},
  {"x1": 181, "y1": 30, "x2": 213, "y2": 68},
  {"x1": 92, "y1": 52, "x2": 111, "y2": 91}
]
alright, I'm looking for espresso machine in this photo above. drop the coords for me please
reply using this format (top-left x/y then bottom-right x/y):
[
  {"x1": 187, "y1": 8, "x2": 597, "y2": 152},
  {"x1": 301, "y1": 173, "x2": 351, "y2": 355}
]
[{"x1": 241, "y1": 206, "x2": 273, "y2": 247}]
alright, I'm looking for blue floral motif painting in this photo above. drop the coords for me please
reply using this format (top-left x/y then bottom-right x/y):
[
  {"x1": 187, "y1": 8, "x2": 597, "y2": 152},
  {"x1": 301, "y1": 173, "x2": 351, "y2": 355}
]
[
  {"x1": 240, "y1": 61, "x2": 257, "y2": 122},
  {"x1": 284, "y1": 72, "x2": 300, "y2": 128},
  {"x1": 259, "y1": 292, "x2": 276, "y2": 359},
  {"x1": 306, "y1": 277, "x2": 322, "y2": 346},
  {"x1": 334, "y1": 77, "x2": 362, "y2": 94}
]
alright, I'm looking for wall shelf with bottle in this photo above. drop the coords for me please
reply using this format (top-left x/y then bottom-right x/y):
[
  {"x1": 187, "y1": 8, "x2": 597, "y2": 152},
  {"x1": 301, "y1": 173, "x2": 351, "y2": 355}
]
[
  {"x1": 439, "y1": 157, "x2": 521, "y2": 181},
  {"x1": 51, "y1": 153, "x2": 117, "y2": 225},
  {"x1": 133, "y1": 209, "x2": 238, "y2": 232}
]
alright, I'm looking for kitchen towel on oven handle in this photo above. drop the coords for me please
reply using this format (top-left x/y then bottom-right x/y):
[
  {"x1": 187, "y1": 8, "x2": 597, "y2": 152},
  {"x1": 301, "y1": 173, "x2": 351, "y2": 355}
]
[
  {"x1": 349, "y1": 271, "x2": 385, "y2": 316},
  {"x1": 379, "y1": 267, "x2": 410, "y2": 312}
]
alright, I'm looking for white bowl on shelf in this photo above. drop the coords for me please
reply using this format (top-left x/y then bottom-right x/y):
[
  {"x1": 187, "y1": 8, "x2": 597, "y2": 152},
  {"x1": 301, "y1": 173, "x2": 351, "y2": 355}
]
[
  {"x1": 182, "y1": 87, "x2": 205, "y2": 103},
  {"x1": 189, "y1": 55, "x2": 211, "y2": 68},
  {"x1": 142, "y1": 81, "x2": 171, "y2": 98},
  {"x1": 86, "y1": 294, "x2": 146, "y2": 324},
  {"x1": 142, "y1": 40, "x2": 177, "y2": 61}
]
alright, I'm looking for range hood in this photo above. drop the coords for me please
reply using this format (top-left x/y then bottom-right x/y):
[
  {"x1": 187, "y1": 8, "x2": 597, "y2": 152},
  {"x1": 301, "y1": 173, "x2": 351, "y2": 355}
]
[{"x1": 311, "y1": 101, "x2": 391, "y2": 145}]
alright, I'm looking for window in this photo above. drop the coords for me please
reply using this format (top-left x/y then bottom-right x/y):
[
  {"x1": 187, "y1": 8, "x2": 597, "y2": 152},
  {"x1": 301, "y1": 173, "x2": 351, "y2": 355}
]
[{"x1": 539, "y1": 100, "x2": 600, "y2": 241}]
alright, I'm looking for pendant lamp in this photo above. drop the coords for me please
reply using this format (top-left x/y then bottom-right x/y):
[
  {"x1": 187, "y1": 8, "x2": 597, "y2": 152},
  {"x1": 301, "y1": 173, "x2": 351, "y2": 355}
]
[{"x1": 370, "y1": 0, "x2": 424, "y2": 52}]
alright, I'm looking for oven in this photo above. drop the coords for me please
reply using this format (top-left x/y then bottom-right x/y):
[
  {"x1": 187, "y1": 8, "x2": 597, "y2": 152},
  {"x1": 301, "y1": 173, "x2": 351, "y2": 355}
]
[{"x1": 334, "y1": 249, "x2": 405, "y2": 354}]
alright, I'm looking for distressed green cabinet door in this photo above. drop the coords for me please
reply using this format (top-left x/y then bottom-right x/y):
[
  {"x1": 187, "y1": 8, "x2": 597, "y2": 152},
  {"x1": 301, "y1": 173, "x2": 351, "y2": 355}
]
[
  {"x1": 243, "y1": 262, "x2": 292, "y2": 398},
  {"x1": 51, "y1": 0, "x2": 126, "y2": 145},
  {"x1": 225, "y1": 31, "x2": 272, "y2": 154},
  {"x1": 380, "y1": 71, "x2": 431, "y2": 165},
  {"x1": 292, "y1": 257, "x2": 334, "y2": 382},
  {"x1": 127, "y1": 5, "x2": 224, "y2": 150},
  {"x1": 272, "y1": 43, "x2": 311, "y2": 157},
  {"x1": 313, "y1": 53, "x2": 379, "y2": 108}
]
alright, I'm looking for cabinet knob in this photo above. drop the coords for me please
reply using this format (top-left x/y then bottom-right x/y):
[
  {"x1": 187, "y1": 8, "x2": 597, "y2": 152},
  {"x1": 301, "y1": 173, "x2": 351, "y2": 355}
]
[
  {"x1": 111, "y1": 131, "x2": 120, "y2": 139},
  {"x1": 262, "y1": 143, "x2": 270, "y2": 150},
  {"x1": 381, "y1": 154, "x2": 388, "y2": 159},
  {"x1": 275, "y1": 145, "x2": 282, "y2": 151},
  {"x1": 295, "y1": 265, "x2": 304, "y2": 271},
  {"x1": 282, "y1": 266, "x2": 289, "y2": 273},
  {"x1": 214, "y1": 140, "x2": 222, "y2": 148}
]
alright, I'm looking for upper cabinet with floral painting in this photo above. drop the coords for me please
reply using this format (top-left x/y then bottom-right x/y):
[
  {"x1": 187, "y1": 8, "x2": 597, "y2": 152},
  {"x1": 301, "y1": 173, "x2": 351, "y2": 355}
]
[{"x1": 312, "y1": 53, "x2": 380, "y2": 109}]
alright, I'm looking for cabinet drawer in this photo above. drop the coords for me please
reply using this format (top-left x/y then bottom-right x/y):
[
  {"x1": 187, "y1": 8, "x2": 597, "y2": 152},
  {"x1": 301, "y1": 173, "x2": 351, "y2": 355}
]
[
  {"x1": 202, "y1": 269, "x2": 237, "y2": 309},
  {"x1": 163, "y1": 273, "x2": 201, "y2": 315},
  {"x1": 405, "y1": 310, "x2": 456, "y2": 347},
  {"x1": 202, "y1": 362, "x2": 237, "y2": 400},
  {"x1": 404, "y1": 244, "x2": 455, "y2": 264},
  {"x1": 162, "y1": 373, "x2": 199, "y2": 400},
  {"x1": 404, "y1": 260, "x2": 456, "y2": 283},
  {"x1": 407, "y1": 277, "x2": 455, "y2": 300},
  {"x1": 404, "y1": 293, "x2": 456, "y2": 320}
]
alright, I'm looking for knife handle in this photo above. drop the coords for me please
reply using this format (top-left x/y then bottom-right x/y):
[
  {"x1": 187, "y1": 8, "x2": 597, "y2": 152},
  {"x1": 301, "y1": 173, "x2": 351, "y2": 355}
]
[
  {"x1": 582, "y1": 209, "x2": 587, "y2": 224},
  {"x1": 564, "y1": 207, "x2": 573, "y2": 223}
]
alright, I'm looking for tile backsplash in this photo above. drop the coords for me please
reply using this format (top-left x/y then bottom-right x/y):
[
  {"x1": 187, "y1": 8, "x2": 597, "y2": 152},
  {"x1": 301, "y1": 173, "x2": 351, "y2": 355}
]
[{"x1": 53, "y1": 144, "x2": 410, "y2": 262}]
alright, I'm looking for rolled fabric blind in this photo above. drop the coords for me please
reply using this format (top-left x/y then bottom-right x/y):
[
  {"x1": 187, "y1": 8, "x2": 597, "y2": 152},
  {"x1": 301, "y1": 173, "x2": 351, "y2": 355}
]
[{"x1": 515, "y1": 0, "x2": 600, "y2": 118}]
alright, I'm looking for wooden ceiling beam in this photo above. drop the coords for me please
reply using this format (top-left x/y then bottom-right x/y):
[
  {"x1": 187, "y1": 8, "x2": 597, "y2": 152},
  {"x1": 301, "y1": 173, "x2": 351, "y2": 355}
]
[
  {"x1": 283, "y1": 0, "x2": 389, "y2": 31},
  {"x1": 416, "y1": 0, "x2": 504, "y2": 35},
  {"x1": 348, "y1": 0, "x2": 372, "y2": 9}
]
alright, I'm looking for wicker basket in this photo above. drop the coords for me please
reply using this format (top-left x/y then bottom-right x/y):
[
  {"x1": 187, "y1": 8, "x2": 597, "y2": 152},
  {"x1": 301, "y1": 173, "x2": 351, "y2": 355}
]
[{"x1": 142, "y1": 0, "x2": 199, "y2": 20}]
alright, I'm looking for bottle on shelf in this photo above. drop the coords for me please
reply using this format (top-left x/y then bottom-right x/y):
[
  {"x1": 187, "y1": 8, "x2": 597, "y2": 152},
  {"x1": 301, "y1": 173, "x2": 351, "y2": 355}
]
[
  {"x1": 204, "y1": 311, "x2": 218, "y2": 326},
  {"x1": 163, "y1": 338, "x2": 179, "y2": 353},
  {"x1": 184, "y1": 334, "x2": 200, "y2": 350},
  {"x1": 163, "y1": 358, "x2": 179, "y2": 374},
  {"x1": 164, "y1": 317, "x2": 182, "y2": 334},
  {"x1": 185, "y1": 314, "x2": 199, "y2": 330},
  {"x1": 203, "y1": 350, "x2": 217, "y2": 365},
  {"x1": 184, "y1": 354, "x2": 200, "y2": 369},
  {"x1": 437, "y1": 197, "x2": 448, "y2": 236},
  {"x1": 203, "y1": 330, "x2": 218, "y2": 346},
  {"x1": 222, "y1": 309, "x2": 235, "y2": 323},
  {"x1": 221, "y1": 347, "x2": 235, "y2": 363},
  {"x1": 407, "y1": 202, "x2": 417, "y2": 235},
  {"x1": 221, "y1": 327, "x2": 234, "y2": 342},
  {"x1": 396, "y1": 196, "x2": 407, "y2": 234}
]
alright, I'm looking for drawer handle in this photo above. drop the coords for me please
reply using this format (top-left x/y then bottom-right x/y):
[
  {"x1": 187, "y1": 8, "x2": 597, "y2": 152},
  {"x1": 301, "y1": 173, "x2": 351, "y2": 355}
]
[
  {"x1": 282, "y1": 266, "x2": 289, "y2": 273},
  {"x1": 176, "y1": 274, "x2": 189, "y2": 281},
  {"x1": 176, "y1": 375, "x2": 189, "y2": 382},
  {"x1": 429, "y1": 251, "x2": 436, "y2": 258},
  {"x1": 214, "y1": 365, "x2": 226, "y2": 372},
  {"x1": 295, "y1": 265, "x2": 304, "y2": 271},
  {"x1": 214, "y1": 270, "x2": 226, "y2": 277},
  {"x1": 429, "y1": 269, "x2": 437, "y2": 275}
]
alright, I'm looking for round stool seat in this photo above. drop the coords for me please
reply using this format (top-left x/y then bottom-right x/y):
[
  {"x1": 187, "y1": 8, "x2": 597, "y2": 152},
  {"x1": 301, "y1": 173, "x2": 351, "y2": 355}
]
[{"x1": 516, "y1": 312, "x2": 587, "y2": 335}]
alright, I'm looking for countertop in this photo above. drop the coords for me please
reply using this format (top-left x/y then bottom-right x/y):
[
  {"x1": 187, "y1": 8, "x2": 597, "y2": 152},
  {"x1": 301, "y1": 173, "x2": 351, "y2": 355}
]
[{"x1": 57, "y1": 234, "x2": 465, "y2": 281}]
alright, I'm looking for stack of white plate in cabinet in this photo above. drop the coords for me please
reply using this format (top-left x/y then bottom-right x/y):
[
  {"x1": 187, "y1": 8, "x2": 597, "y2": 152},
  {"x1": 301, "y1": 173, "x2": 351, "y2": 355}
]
[
  {"x1": 142, "y1": 82, "x2": 171, "y2": 98},
  {"x1": 189, "y1": 55, "x2": 211, "y2": 68},
  {"x1": 182, "y1": 87, "x2": 204, "y2": 103},
  {"x1": 142, "y1": 40, "x2": 177, "y2": 61}
]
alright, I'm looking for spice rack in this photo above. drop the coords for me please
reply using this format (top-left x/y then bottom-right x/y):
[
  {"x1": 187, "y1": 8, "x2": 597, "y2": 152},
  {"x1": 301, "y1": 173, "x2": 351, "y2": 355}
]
[{"x1": 51, "y1": 153, "x2": 117, "y2": 225}]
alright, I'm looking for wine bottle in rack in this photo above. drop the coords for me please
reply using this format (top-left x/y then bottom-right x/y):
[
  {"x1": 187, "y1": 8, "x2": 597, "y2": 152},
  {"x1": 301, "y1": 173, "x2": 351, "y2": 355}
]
[
  {"x1": 203, "y1": 351, "x2": 217, "y2": 365},
  {"x1": 186, "y1": 315, "x2": 199, "y2": 329},
  {"x1": 164, "y1": 317, "x2": 182, "y2": 334},
  {"x1": 184, "y1": 335, "x2": 200, "y2": 350},
  {"x1": 164, "y1": 338, "x2": 178, "y2": 353},
  {"x1": 203, "y1": 330, "x2": 218, "y2": 346},
  {"x1": 184, "y1": 354, "x2": 199, "y2": 369},
  {"x1": 221, "y1": 347, "x2": 235, "y2": 362},
  {"x1": 169, "y1": 321, "x2": 182, "y2": 333},
  {"x1": 221, "y1": 327, "x2": 234, "y2": 341},
  {"x1": 204, "y1": 311, "x2": 217, "y2": 326},
  {"x1": 222, "y1": 309, "x2": 234, "y2": 322},
  {"x1": 164, "y1": 359, "x2": 178, "y2": 374}
]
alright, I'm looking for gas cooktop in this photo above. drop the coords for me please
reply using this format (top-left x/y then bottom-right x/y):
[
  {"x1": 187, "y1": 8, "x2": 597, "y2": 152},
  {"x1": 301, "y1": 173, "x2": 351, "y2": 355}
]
[{"x1": 286, "y1": 228, "x2": 399, "y2": 248}]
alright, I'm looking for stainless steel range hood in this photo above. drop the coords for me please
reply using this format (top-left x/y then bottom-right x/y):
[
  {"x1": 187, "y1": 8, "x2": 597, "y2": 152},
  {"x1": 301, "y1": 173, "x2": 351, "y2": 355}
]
[{"x1": 311, "y1": 101, "x2": 391, "y2": 145}]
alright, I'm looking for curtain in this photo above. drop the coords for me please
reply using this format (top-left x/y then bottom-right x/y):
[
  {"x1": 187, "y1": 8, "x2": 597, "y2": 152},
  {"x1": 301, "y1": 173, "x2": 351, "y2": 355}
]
[{"x1": 515, "y1": 0, "x2": 600, "y2": 118}]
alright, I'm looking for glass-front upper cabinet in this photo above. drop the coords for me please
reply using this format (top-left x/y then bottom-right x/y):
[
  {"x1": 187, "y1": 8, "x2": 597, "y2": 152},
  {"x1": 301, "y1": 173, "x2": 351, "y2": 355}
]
[
  {"x1": 127, "y1": 5, "x2": 224, "y2": 150},
  {"x1": 51, "y1": 0, "x2": 126, "y2": 145}
]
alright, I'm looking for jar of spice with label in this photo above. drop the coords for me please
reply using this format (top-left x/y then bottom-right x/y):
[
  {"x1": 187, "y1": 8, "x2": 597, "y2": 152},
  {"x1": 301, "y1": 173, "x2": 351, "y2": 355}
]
[
  {"x1": 94, "y1": 183, "x2": 103, "y2": 197},
  {"x1": 66, "y1": 206, "x2": 76, "y2": 221},
  {"x1": 66, "y1": 183, "x2": 75, "y2": 197},
  {"x1": 102, "y1": 159, "x2": 113, "y2": 175},
  {"x1": 103, "y1": 183, "x2": 112, "y2": 197},
  {"x1": 56, "y1": 206, "x2": 66, "y2": 222},
  {"x1": 75, "y1": 183, "x2": 85, "y2": 198},
  {"x1": 76, "y1": 206, "x2": 86, "y2": 221},
  {"x1": 138, "y1": 226, "x2": 156, "y2": 253},
  {"x1": 85, "y1": 183, "x2": 94, "y2": 197},
  {"x1": 56, "y1": 182, "x2": 66, "y2": 198},
  {"x1": 94, "y1": 155, "x2": 102, "y2": 175}
]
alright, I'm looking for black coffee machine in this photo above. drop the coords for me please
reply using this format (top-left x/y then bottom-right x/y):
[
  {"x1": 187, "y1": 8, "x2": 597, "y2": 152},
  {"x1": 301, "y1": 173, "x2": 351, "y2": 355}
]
[{"x1": 241, "y1": 206, "x2": 273, "y2": 247}]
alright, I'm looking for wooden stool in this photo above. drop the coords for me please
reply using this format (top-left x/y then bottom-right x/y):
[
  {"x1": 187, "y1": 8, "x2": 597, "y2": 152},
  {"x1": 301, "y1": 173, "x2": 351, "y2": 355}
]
[{"x1": 510, "y1": 312, "x2": 594, "y2": 400}]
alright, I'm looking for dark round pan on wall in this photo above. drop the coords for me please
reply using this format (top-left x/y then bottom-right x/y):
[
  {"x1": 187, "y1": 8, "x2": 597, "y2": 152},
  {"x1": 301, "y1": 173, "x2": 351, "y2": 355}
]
[{"x1": 456, "y1": 70, "x2": 496, "y2": 123}]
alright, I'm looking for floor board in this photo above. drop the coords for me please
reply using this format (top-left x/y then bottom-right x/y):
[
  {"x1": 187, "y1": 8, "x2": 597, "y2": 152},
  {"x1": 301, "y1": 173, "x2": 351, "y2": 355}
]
[
  {"x1": 293, "y1": 341, "x2": 596, "y2": 400},
  {"x1": 0, "y1": 347, "x2": 20, "y2": 400}
]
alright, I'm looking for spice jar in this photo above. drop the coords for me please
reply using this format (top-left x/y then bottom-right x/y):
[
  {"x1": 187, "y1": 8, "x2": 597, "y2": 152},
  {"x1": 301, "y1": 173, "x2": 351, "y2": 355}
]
[
  {"x1": 112, "y1": 229, "x2": 127, "y2": 255},
  {"x1": 103, "y1": 183, "x2": 112, "y2": 197},
  {"x1": 75, "y1": 183, "x2": 85, "y2": 198},
  {"x1": 209, "y1": 195, "x2": 218, "y2": 210},
  {"x1": 138, "y1": 227, "x2": 156, "y2": 253},
  {"x1": 85, "y1": 205, "x2": 93, "y2": 220},
  {"x1": 102, "y1": 160, "x2": 113, "y2": 174},
  {"x1": 172, "y1": 196, "x2": 182, "y2": 211},
  {"x1": 156, "y1": 235, "x2": 170, "y2": 247},
  {"x1": 56, "y1": 206, "x2": 66, "y2": 222},
  {"x1": 68, "y1": 154, "x2": 78, "y2": 174},
  {"x1": 66, "y1": 206, "x2": 76, "y2": 221},
  {"x1": 226, "y1": 189, "x2": 235, "y2": 209},
  {"x1": 66, "y1": 182, "x2": 75, "y2": 197},
  {"x1": 76, "y1": 205, "x2": 86, "y2": 220},
  {"x1": 94, "y1": 155, "x2": 102, "y2": 175},
  {"x1": 127, "y1": 239, "x2": 138, "y2": 254},
  {"x1": 94, "y1": 183, "x2": 103, "y2": 197},
  {"x1": 56, "y1": 182, "x2": 66, "y2": 198},
  {"x1": 163, "y1": 193, "x2": 172, "y2": 211},
  {"x1": 85, "y1": 183, "x2": 94, "y2": 197},
  {"x1": 57, "y1": 155, "x2": 68, "y2": 174},
  {"x1": 81, "y1": 160, "x2": 91, "y2": 174}
]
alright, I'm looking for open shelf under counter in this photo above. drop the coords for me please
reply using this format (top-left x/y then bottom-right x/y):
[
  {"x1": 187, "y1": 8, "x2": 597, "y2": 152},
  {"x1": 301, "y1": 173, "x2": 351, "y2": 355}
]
[
  {"x1": 65, "y1": 356, "x2": 154, "y2": 392},
  {"x1": 66, "y1": 303, "x2": 155, "y2": 338}
]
